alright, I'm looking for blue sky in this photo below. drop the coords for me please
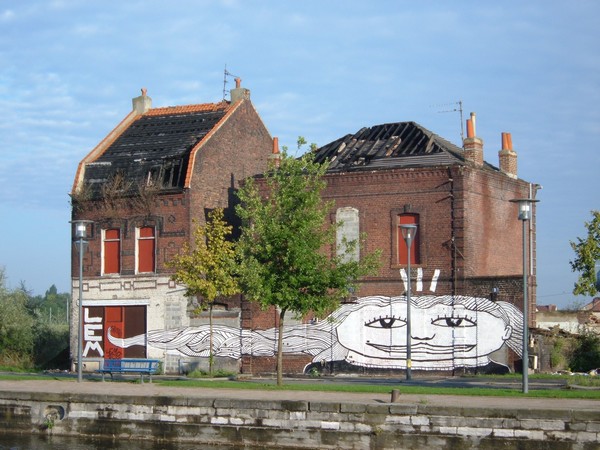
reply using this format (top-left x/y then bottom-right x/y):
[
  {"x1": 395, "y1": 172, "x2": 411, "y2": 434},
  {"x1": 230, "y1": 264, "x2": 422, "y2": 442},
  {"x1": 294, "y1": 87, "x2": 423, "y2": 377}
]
[{"x1": 0, "y1": 1, "x2": 598, "y2": 308}]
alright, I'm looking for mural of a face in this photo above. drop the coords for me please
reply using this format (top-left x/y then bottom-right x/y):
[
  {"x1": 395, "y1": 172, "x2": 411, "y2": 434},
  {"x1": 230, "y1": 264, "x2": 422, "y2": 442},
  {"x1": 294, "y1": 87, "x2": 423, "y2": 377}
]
[
  {"x1": 335, "y1": 296, "x2": 517, "y2": 370},
  {"x1": 108, "y1": 292, "x2": 523, "y2": 373}
]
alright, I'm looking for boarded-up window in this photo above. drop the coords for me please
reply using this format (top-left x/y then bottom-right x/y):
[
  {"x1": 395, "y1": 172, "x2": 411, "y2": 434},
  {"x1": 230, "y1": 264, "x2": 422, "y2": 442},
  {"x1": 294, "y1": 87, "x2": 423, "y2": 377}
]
[
  {"x1": 104, "y1": 306, "x2": 125, "y2": 359},
  {"x1": 398, "y1": 214, "x2": 420, "y2": 265},
  {"x1": 336, "y1": 207, "x2": 360, "y2": 263},
  {"x1": 137, "y1": 227, "x2": 155, "y2": 273},
  {"x1": 82, "y1": 305, "x2": 148, "y2": 359},
  {"x1": 103, "y1": 229, "x2": 120, "y2": 274}
]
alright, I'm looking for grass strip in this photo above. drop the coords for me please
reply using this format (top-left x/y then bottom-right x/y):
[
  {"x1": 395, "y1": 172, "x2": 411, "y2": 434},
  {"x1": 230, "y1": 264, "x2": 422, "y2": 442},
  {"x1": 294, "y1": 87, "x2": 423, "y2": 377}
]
[{"x1": 155, "y1": 378, "x2": 600, "y2": 399}]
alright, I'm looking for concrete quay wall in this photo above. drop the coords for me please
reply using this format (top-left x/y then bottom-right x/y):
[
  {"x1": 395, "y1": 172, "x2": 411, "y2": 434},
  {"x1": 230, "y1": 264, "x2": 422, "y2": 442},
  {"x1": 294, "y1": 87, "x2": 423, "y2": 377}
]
[{"x1": 0, "y1": 390, "x2": 599, "y2": 449}]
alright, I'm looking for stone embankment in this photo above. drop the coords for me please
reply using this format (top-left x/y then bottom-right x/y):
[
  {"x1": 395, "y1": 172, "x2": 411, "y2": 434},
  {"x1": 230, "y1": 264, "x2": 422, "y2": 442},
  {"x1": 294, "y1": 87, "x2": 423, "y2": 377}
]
[{"x1": 0, "y1": 380, "x2": 599, "y2": 449}]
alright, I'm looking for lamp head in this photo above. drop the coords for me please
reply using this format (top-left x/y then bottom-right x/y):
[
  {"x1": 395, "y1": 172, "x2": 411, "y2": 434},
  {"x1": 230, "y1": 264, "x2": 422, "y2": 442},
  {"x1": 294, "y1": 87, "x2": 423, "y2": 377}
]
[
  {"x1": 399, "y1": 223, "x2": 418, "y2": 244},
  {"x1": 510, "y1": 198, "x2": 539, "y2": 221},
  {"x1": 76, "y1": 223, "x2": 87, "y2": 239},
  {"x1": 71, "y1": 220, "x2": 93, "y2": 240}
]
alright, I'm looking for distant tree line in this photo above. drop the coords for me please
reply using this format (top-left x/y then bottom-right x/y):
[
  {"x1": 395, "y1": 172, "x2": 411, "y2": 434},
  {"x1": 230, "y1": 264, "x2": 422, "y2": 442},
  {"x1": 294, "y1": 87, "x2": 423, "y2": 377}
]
[{"x1": 0, "y1": 267, "x2": 70, "y2": 371}]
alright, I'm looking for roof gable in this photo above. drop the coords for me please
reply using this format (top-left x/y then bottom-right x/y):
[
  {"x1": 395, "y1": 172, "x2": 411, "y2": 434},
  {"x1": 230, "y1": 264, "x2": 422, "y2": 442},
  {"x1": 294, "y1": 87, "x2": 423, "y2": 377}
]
[{"x1": 313, "y1": 121, "x2": 466, "y2": 172}]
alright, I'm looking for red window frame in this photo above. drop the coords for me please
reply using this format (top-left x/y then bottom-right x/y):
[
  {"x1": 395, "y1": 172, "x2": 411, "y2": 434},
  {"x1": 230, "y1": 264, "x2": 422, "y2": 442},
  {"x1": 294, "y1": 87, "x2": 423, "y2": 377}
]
[
  {"x1": 137, "y1": 226, "x2": 155, "y2": 273},
  {"x1": 103, "y1": 228, "x2": 121, "y2": 274}
]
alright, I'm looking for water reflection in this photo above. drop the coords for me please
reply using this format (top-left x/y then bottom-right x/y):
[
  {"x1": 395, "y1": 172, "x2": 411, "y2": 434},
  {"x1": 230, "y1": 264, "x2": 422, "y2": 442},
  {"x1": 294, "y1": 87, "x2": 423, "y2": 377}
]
[{"x1": 0, "y1": 433, "x2": 289, "y2": 450}]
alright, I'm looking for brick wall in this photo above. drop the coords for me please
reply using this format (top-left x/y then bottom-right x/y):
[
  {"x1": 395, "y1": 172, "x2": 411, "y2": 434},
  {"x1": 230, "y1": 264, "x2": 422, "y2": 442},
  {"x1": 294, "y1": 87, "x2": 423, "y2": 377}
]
[
  {"x1": 242, "y1": 163, "x2": 537, "y2": 375},
  {"x1": 461, "y1": 168, "x2": 530, "y2": 277},
  {"x1": 72, "y1": 99, "x2": 272, "y2": 281},
  {"x1": 321, "y1": 167, "x2": 456, "y2": 298},
  {"x1": 188, "y1": 100, "x2": 272, "y2": 229},
  {"x1": 71, "y1": 191, "x2": 189, "y2": 279}
]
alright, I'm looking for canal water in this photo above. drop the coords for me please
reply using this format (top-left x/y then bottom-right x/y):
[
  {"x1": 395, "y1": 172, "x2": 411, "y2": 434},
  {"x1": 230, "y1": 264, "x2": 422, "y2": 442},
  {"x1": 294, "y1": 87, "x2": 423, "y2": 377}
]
[{"x1": 0, "y1": 433, "x2": 289, "y2": 450}]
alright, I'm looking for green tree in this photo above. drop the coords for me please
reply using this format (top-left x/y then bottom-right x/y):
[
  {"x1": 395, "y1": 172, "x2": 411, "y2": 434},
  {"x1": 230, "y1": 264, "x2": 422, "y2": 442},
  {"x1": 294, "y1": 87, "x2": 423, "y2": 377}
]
[
  {"x1": 168, "y1": 208, "x2": 239, "y2": 375},
  {"x1": 27, "y1": 284, "x2": 70, "y2": 325},
  {"x1": 0, "y1": 268, "x2": 34, "y2": 367},
  {"x1": 570, "y1": 210, "x2": 600, "y2": 296},
  {"x1": 236, "y1": 142, "x2": 380, "y2": 385}
]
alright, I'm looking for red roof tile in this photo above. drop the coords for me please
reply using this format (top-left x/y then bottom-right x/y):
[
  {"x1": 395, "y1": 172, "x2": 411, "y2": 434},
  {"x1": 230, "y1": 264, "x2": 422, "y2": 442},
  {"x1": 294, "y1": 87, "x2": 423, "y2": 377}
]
[{"x1": 144, "y1": 101, "x2": 230, "y2": 116}]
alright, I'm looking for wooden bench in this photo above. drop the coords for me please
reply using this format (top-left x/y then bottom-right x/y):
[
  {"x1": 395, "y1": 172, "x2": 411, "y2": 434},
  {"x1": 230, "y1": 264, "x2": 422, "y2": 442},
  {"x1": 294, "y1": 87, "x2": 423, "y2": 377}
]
[{"x1": 97, "y1": 359, "x2": 160, "y2": 383}]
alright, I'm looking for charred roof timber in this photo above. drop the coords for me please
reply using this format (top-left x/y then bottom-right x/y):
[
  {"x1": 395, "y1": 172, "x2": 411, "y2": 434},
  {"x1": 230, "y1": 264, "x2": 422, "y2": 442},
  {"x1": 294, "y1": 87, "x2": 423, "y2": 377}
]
[
  {"x1": 313, "y1": 122, "x2": 467, "y2": 172},
  {"x1": 314, "y1": 119, "x2": 518, "y2": 177},
  {"x1": 82, "y1": 89, "x2": 232, "y2": 197}
]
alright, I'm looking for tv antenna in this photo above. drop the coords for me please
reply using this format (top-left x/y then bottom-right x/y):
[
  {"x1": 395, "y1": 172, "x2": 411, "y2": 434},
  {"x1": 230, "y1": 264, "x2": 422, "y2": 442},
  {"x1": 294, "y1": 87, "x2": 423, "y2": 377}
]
[
  {"x1": 223, "y1": 64, "x2": 240, "y2": 101},
  {"x1": 434, "y1": 100, "x2": 464, "y2": 141}
]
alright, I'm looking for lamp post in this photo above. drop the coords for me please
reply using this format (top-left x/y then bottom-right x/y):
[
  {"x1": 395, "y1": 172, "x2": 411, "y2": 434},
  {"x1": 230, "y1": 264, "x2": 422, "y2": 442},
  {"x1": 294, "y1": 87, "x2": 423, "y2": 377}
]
[
  {"x1": 510, "y1": 198, "x2": 539, "y2": 394},
  {"x1": 71, "y1": 219, "x2": 92, "y2": 383},
  {"x1": 399, "y1": 223, "x2": 417, "y2": 381}
]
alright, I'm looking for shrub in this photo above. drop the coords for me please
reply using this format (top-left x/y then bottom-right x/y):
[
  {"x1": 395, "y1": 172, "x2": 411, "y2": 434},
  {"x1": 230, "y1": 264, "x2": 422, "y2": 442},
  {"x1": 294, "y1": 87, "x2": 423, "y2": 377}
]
[
  {"x1": 187, "y1": 368, "x2": 234, "y2": 378},
  {"x1": 187, "y1": 369, "x2": 207, "y2": 378},
  {"x1": 33, "y1": 322, "x2": 69, "y2": 369},
  {"x1": 0, "y1": 351, "x2": 34, "y2": 371},
  {"x1": 569, "y1": 331, "x2": 600, "y2": 372},
  {"x1": 550, "y1": 338, "x2": 566, "y2": 369}
]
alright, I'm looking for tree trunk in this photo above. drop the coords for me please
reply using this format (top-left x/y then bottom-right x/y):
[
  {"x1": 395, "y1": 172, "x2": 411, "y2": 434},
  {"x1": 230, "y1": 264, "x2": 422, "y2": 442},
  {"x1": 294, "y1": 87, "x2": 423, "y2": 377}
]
[
  {"x1": 277, "y1": 308, "x2": 286, "y2": 386},
  {"x1": 209, "y1": 303, "x2": 214, "y2": 376}
]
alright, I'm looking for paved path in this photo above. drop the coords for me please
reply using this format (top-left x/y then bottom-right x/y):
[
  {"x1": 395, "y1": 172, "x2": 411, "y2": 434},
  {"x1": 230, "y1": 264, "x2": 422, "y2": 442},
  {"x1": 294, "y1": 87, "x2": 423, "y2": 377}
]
[{"x1": 0, "y1": 378, "x2": 599, "y2": 413}]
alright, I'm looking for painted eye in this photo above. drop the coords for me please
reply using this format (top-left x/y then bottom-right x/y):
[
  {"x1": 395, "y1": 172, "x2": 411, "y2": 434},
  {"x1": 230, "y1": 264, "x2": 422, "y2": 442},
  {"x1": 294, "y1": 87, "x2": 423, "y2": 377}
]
[
  {"x1": 365, "y1": 317, "x2": 407, "y2": 329},
  {"x1": 431, "y1": 316, "x2": 476, "y2": 328}
]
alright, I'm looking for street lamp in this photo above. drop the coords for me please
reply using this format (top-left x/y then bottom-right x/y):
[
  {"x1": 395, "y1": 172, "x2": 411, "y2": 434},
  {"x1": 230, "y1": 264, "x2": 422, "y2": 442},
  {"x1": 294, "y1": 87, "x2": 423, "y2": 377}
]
[
  {"x1": 510, "y1": 198, "x2": 539, "y2": 394},
  {"x1": 399, "y1": 223, "x2": 417, "y2": 381},
  {"x1": 71, "y1": 219, "x2": 93, "y2": 383}
]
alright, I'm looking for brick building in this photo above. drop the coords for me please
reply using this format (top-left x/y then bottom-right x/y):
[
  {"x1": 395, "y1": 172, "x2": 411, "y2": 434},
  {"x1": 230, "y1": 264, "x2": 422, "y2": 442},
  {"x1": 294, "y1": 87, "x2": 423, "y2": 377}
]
[
  {"x1": 244, "y1": 114, "x2": 539, "y2": 375},
  {"x1": 71, "y1": 91, "x2": 538, "y2": 375},
  {"x1": 70, "y1": 80, "x2": 273, "y2": 373},
  {"x1": 314, "y1": 115, "x2": 538, "y2": 302}
]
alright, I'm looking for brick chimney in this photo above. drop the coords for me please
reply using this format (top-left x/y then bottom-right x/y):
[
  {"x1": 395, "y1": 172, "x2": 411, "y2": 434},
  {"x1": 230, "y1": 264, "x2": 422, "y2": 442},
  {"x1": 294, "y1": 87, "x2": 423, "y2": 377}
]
[
  {"x1": 462, "y1": 112, "x2": 484, "y2": 166},
  {"x1": 269, "y1": 137, "x2": 281, "y2": 168},
  {"x1": 498, "y1": 132, "x2": 517, "y2": 179},
  {"x1": 230, "y1": 77, "x2": 250, "y2": 103},
  {"x1": 132, "y1": 87, "x2": 152, "y2": 114}
]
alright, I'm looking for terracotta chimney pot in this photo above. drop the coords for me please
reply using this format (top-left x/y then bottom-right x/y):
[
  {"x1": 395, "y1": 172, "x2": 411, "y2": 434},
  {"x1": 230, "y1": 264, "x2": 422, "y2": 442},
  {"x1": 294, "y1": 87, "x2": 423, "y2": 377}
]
[
  {"x1": 269, "y1": 137, "x2": 281, "y2": 168},
  {"x1": 463, "y1": 112, "x2": 483, "y2": 166},
  {"x1": 466, "y1": 118, "x2": 474, "y2": 138},
  {"x1": 501, "y1": 132, "x2": 514, "y2": 150},
  {"x1": 499, "y1": 132, "x2": 518, "y2": 178}
]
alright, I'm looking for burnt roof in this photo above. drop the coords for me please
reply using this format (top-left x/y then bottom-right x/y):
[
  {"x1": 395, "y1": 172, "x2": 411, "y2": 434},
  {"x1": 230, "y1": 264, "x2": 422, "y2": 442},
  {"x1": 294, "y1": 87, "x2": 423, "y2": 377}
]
[
  {"x1": 84, "y1": 103, "x2": 230, "y2": 196},
  {"x1": 313, "y1": 121, "x2": 468, "y2": 173}
]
